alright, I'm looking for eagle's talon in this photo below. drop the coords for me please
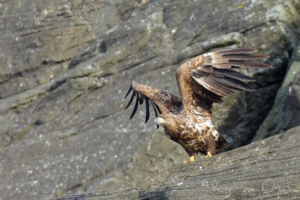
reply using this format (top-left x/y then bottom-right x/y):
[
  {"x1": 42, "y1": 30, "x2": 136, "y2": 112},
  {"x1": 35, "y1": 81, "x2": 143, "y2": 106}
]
[
  {"x1": 205, "y1": 152, "x2": 212, "y2": 158},
  {"x1": 182, "y1": 160, "x2": 190, "y2": 164},
  {"x1": 183, "y1": 156, "x2": 195, "y2": 164},
  {"x1": 190, "y1": 156, "x2": 195, "y2": 162}
]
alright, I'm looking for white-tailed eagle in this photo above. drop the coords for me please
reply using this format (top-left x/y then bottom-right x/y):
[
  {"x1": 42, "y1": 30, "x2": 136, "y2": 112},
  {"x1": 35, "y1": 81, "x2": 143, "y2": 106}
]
[{"x1": 124, "y1": 48, "x2": 270, "y2": 163}]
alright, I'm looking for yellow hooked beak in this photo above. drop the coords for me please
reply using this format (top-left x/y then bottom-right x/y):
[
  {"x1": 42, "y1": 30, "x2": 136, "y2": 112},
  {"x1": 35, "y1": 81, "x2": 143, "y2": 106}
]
[{"x1": 153, "y1": 117, "x2": 166, "y2": 125}]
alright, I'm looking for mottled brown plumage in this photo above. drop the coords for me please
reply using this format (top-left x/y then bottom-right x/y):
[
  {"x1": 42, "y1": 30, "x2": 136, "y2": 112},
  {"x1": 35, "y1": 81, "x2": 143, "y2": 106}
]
[{"x1": 124, "y1": 48, "x2": 271, "y2": 163}]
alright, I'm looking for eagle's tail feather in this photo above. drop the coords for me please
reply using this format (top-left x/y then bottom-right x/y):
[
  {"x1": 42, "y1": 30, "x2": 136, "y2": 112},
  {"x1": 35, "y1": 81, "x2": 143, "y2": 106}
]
[{"x1": 216, "y1": 134, "x2": 229, "y2": 150}]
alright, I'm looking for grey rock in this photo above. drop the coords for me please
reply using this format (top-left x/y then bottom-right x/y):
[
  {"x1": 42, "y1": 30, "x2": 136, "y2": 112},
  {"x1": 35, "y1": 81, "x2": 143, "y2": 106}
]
[
  {"x1": 53, "y1": 126, "x2": 300, "y2": 200},
  {"x1": 0, "y1": 0, "x2": 300, "y2": 199},
  {"x1": 253, "y1": 45, "x2": 300, "y2": 141}
]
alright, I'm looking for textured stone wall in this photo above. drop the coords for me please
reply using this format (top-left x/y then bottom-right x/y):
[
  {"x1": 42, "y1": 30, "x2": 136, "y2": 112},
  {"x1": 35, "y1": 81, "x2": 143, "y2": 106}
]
[
  {"x1": 54, "y1": 126, "x2": 300, "y2": 200},
  {"x1": 0, "y1": 0, "x2": 300, "y2": 199}
]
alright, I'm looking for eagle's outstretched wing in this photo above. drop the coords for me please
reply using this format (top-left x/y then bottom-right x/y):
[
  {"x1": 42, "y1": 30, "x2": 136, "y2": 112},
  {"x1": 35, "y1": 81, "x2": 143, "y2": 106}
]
[
  {"x1": 176, "y1": 48, "x2": 271, "y2": 111},
  {"x1": 124, "y1": 81, "x2": 182, "y2": 128}
]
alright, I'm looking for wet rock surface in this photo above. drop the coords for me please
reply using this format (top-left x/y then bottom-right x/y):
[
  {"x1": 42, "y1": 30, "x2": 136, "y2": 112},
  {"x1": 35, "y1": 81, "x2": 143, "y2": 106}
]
[
  {"x1": 0, "y1": 0, "x2": 300, "y2": 199},
  {"x1": 54, "y1": 126, "x2": 300, "y2": 200}
]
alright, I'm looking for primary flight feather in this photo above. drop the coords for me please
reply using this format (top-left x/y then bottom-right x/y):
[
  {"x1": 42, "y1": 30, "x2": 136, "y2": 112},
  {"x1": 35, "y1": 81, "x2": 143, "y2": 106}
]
[{"x1": 124, "y1": 48, "x2": 271, "y2": 163}]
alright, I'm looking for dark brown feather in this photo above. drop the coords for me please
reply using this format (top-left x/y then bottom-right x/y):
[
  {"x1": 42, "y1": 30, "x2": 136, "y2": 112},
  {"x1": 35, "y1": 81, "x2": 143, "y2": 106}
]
[
  {"x1": 153, "y1": 102, "x2": 162, "y2": 114},
  {"x1": 124, "y1": 84, "x2": 132, "y2": 99},
  {"x1": 213, "y1": 68, "x2": 255, "y2": 82},
  {"x1": 210, "y1": 76, "x2": 254, "y2": 91},
  {"x1": 192, "y1": 76, "x2": 234, "y2": 96},
  {"x1": 125, "y1": 81, "x2": 181, "y2": 126},
  {"x1": 188, "y1": 48, "x2": 270, "y2": 102},
  {"x1": 205, "y1": 93, "x2": 224, "y2": 103},
  {"x1": 125, "y1": 91, "x2": 135, "y2": 110},
  {"x1": 145, "y1": 97, "x2": 150, "y2": 123},
  {"x1": 222, "y1": 54, "x2": 269, "y2": 60},
  {"x1": 191, "y1": 79, "x2": 224, "y2": 103},
  {"x1": 129, "y1": 92, "x2": 139, "y2": 119},
  {"x1": 139, "y1": 94, "x2": 144, "y2": 104},
  {"x1": 151, "y1": 101, "x2": 159, "y2": 129},
  {"x1": 228, "y1": 61, "x2": 271, "y2": 69},
  {"x1": 216, "y1": 135, "x2": 229, "y2": 150},
  {"x1": 198, "y1": 65, "x2": 213, "y2": 73}
]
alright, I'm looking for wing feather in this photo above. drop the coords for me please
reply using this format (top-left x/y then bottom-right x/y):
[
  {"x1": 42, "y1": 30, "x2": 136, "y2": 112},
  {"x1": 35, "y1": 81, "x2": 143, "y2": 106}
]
[
  {"x1": 198, "y1": 65, "x2": 213, "y2": 73},
  {"x1": 228, "y1": 61, "x2": 271, "y2": 69},
  {"x1": 205, "y1": 93, "x2": 224, "y2": 103},
  {"x1": 210, "y1": 76, "x2": 254, "y2": 91},
  {"x1": 124, "y1": 81, "x2": 182, "y2": 125},
  {"x1": 213, "y1": 68, "x2": 255, "y2": 82},
  {"x1": 145, "y1": 97, "x2": 150, "y2": 123},
  {"x1": 153, "y1": 101, "x2": 162, "y2": 114},
  {"x1": 124, "y1": 84, "x2": 132, "y2": 99},
  {"x1": 222, "y1": 54, "x2": 269, "y2": 60},
  {"x1": 151, "y1": 101, "x2": 159, "y2": 129},
  {"x1": 193, "y1": 76, "x2": 237, "y2": 96},
  {"x1": 139, "y1": 94, "x2": 144, "y2": 104},
  {"x1": 213, "y1": 48, "x2": 255, "y2": 54},
  {"x1": 125, "y1": 91, "x2": 135, "y2": 110},
  {"x1": 129, "y1": 92, "x2": 139, "y2": 119},
  {"x1": 176, "y1": 48, "x2": 271, "y2": 110}
]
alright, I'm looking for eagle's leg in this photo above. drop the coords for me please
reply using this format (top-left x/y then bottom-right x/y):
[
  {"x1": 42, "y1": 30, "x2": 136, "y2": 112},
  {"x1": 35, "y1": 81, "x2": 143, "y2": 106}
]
[{"x1": 183, "y1": 150, "x2": 198, "y2": 164}]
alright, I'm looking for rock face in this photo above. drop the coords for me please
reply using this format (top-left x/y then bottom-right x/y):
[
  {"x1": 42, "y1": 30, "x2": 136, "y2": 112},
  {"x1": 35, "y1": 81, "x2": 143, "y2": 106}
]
[
  {"x1": 54, "y1": 126, "x2": 300, "y2": 200},
  {"x1": 0, "y1": 0, "x2": 300, "y2": 199},
  {"x1": 253, "y1": 46, "x2": 300, "y2": 141}
]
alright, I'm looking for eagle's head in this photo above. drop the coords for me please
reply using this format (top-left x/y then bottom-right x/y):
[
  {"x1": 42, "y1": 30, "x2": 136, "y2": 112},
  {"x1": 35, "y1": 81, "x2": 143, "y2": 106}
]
[
  {"x1": 154, "y1": 114, "x2": 176, "y2": 130},
  {"x1": 153, "y1": 115, "x2": 167, "y2": 126}
]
